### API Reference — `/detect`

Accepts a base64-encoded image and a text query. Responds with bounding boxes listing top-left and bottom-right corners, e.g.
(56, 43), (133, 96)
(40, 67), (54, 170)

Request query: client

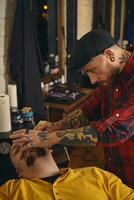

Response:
(0, 143), (134, 200)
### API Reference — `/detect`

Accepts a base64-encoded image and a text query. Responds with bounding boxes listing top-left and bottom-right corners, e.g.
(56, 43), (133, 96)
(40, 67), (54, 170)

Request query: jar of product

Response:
(11, 108), (23, 131)
(21, 107), (35, 130)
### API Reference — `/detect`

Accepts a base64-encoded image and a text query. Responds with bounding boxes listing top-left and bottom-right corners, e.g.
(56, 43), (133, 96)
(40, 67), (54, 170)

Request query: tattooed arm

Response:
(34, 109), (89, 132)
(55, 124), (98, 146)
(56, 109), (89, 130)
(10, 123), (98, 150)
(10, 110), (97, 149)
(36, 124), (98, 147)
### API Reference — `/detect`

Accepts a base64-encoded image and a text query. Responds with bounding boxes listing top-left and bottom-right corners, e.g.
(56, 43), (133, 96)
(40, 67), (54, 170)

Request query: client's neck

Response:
(23, 152), (60, 179)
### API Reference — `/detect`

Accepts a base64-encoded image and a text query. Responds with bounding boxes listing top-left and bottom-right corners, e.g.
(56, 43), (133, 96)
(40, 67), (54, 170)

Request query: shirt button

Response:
(109, 158), (112, 161)
(115, 88), (119, 92)
(115, 113), (120, 117)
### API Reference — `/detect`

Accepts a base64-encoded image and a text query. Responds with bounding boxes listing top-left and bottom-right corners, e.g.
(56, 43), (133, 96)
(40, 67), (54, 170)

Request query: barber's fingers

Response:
(20, 142), (35, 151)
(10, 129), (40, 144)
(10, 129), (31, 143)
(19, 133), (53, 151)
(15, 133), (47, 147)
(20, 140), (51, 151)
(11, 129), (26, 136)
(12, 135), (32, 144)
(34, 120), (47, 130)
(10, 144), (24, 167)
(10, 144), (20, 155)
(10, 129), (33, 140)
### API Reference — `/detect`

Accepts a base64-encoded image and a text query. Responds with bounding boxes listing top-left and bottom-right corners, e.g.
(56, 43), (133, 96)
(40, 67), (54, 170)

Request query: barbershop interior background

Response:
(0, 0), (134, 184)
(1, 0), (134, 95)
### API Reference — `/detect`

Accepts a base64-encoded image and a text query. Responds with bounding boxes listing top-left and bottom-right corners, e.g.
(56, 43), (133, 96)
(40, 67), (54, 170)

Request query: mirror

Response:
(36, 0), (61, 79)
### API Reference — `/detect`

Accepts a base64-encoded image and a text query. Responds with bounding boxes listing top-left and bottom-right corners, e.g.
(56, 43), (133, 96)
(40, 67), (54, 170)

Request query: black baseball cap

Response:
(68, 29), (116, 71)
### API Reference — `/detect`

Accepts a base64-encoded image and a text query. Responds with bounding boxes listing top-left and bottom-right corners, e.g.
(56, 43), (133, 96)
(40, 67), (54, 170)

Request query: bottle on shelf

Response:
(11, 108), (23, 131)
(21, 107), (35, 130)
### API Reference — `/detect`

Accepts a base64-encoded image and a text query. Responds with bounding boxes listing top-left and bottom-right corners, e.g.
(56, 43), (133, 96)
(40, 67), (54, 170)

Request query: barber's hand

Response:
(34, 120), (58, 132)
(10, 144), (24, 169)
(10, 129), (60, 151)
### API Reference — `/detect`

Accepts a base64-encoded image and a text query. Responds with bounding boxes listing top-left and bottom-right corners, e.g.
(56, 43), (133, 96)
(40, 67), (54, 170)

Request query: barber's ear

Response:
(103, 49), (115, 62)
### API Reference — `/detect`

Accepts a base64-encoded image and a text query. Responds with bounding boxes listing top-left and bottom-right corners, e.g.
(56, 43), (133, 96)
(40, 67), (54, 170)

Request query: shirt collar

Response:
(60, 168), (71, 175)
(120, 51), (134, 77)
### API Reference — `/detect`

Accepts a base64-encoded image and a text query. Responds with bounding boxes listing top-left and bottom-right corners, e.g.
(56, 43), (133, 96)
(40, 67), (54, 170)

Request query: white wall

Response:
(0, 0), (16, 94)
(77, 0), (93, 39)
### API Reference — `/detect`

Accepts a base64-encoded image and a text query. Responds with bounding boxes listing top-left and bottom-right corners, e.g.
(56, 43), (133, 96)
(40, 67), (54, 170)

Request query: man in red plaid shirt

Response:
(11, 29), (134, 188)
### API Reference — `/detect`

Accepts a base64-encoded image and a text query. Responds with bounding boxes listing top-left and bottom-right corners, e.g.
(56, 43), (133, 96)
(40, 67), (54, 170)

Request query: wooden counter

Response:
(43, 88), (94, 122)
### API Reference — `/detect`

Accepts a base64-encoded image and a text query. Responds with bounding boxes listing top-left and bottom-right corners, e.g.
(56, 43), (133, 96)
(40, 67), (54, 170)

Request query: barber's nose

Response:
(88, 73), (98, 85)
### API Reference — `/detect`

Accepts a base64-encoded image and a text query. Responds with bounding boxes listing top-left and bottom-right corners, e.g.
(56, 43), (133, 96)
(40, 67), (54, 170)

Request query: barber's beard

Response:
(109, 68), (120, 86)
(101, 68), (120, 87)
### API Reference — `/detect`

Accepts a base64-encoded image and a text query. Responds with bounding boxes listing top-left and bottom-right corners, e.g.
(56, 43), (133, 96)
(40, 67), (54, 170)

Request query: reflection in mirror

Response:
(36, 0), (59, 77)
(37, 0), (48, 68)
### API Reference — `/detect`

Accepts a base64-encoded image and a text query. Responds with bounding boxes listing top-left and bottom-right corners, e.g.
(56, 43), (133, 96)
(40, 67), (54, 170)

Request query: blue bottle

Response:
(21, 107), (35, 130)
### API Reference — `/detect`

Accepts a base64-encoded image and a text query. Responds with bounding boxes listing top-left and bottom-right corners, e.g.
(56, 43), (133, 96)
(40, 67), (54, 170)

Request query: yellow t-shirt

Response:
(0, 167), (134, 200)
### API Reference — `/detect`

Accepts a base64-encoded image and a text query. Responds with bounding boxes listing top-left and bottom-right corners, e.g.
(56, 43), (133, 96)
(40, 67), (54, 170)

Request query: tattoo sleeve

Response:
(55, 124), (98, 146)
(56, 109), (89, 130)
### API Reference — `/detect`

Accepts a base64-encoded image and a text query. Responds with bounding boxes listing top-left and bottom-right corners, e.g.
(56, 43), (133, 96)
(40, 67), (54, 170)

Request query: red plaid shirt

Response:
(82, 52), (134, 188)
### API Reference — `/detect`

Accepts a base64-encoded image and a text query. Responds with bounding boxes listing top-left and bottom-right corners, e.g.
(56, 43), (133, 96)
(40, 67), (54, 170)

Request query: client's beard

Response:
(26, 148), (46, 167)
